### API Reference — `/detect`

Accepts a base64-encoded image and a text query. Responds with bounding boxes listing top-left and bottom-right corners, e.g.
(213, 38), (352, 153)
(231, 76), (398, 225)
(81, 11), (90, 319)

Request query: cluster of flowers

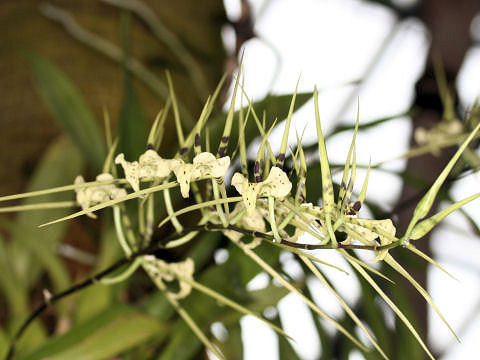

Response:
(75, 148), (292, 222)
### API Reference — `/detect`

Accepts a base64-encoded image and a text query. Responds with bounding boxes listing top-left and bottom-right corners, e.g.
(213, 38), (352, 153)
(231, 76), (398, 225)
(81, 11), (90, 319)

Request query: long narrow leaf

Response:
(410, 192), (480, 240)
(403, 122), (480, 239)
(302, 256), (388, 360)
(28, 52), (105, 170)
(343, 251), (434, 360)
(40, 182), (178, 227)
(233, 238), (368, 351)
(313, 88), (337, 246)
(384, 255), (459, 342)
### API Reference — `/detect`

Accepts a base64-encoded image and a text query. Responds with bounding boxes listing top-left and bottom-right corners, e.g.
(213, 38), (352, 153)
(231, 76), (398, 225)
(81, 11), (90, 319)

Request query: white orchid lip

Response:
(231, 167), (292, 215)
(74, 173), (127, 218)
(172, 152), (230, 198)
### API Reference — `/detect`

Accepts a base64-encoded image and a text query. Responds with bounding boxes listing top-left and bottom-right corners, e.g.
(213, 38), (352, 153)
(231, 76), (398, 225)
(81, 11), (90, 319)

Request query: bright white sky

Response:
(219, 0), (480, 359)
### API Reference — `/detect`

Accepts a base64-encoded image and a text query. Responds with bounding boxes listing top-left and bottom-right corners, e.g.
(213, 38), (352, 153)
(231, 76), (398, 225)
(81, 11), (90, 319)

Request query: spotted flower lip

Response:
(115, 150), (181, 192)
(231, 167), (292, 215)
(74, 173), (127, 218)
(172, 152), (230, 198)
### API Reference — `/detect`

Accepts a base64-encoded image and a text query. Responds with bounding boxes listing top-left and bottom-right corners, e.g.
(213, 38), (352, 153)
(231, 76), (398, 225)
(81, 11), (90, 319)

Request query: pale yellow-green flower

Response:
(414, 120), (463, 156)
(115, 150), (181, 192)
(231, 167), (292, 215)
(142, 256), (195, 299)
(74, 173), (127, 218)
(347, 219), (396, 262)
(172, 152), (230, 198)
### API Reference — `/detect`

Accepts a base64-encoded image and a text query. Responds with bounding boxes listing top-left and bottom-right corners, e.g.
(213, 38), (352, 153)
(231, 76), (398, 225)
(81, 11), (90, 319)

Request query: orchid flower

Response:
(172, 152), (230, 198)
(414, 120), (463, 156)
(231, 167), (292, 216)
(115, 149), (181, 192)
(347, 219), (396, 262)
(74, 173), (127, 218)
(142, 256), (195, 299)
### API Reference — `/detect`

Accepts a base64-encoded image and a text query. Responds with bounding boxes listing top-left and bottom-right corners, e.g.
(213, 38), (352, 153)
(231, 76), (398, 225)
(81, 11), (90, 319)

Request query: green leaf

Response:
(0, 327), (8, 360)
(220, 323), (243, 360)
(403, 121), (480, 240)
(28, 51), (105, 171)
(410, 192), (480, 240)
(158, 262), (246, 360)
(385, 255), (459, 342)
(19, 303), (169, 360)
(277, 79), (300, 167)
(345, 252), (434, 360)
(0, 239), (47, 355)
(302, 256), (388, 360)
(40, 181), (178, 228)
(0, 238), (28, 317)
(75, 221), (122, 323)
(387, 272), (425, 360)
(118, 14), (149, 159)
(327, 112), (410, 139)
(278, 338), (301, 360)
(183, 276), (291, 340)
(233, 239), (367, 351)
(247, 284), (290, 314)
(0, 137), (83, 354)
(118, 77), (149, 159)
(338, 104), (360, 211)
(9, 136), (83, 292)
(357, 271), (393, 357)
(314, 87), (336, 246)
(228, 241), (282, 288)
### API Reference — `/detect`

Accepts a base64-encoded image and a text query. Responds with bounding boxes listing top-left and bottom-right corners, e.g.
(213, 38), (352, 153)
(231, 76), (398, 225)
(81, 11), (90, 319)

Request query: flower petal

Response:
(74, 173), (126, 218)
(260, 167), (292, 198)
(115, 153), (140, 192)
(231, 173), (247, 195)
(192, 152), (231, 178)
(172, 161), (194, 198)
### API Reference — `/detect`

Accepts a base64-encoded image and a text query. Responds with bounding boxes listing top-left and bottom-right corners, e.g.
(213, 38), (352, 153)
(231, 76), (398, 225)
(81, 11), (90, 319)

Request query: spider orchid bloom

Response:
(74, 173), (127, 218)
(142, 256), (195, 300)
(172, 152), (230, 198)
(347, 219), (395, 262)
(414, 120), (463, 156)
(289, 203), (327, 240)
(231, 167), (292, 216)
(115, 150), (181, 192)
